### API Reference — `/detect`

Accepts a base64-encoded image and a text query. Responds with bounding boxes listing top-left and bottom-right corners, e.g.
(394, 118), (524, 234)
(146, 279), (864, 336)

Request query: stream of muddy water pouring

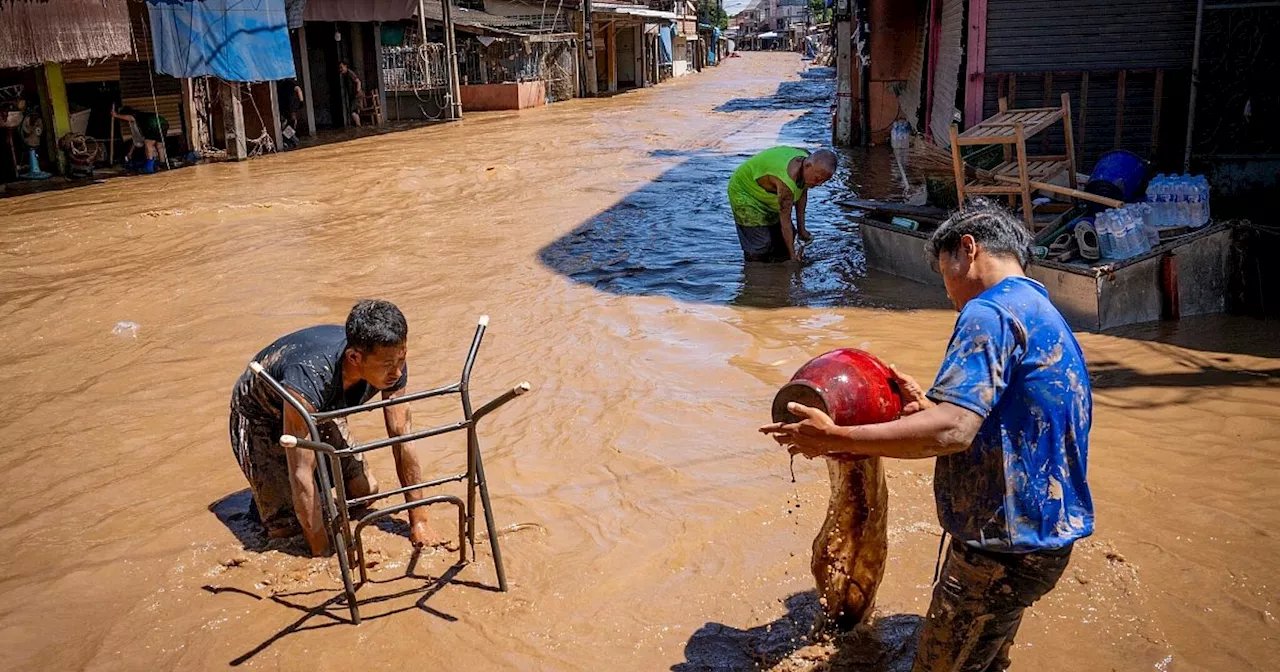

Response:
(0, 54), (1277, 671)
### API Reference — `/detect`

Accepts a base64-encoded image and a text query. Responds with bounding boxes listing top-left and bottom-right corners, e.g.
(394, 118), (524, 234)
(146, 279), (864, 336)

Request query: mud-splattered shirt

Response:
(231, 325), (407, 425)
(928, 276), (1093, 552)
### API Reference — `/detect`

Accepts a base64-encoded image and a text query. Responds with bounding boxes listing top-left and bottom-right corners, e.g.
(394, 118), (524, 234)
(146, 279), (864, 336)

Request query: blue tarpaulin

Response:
(146, 0), (295, 82)
(658, 26), (673, 64)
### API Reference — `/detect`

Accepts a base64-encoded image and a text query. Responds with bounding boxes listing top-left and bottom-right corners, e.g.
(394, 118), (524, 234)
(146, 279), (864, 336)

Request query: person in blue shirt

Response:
(762, 202), (1093, 671)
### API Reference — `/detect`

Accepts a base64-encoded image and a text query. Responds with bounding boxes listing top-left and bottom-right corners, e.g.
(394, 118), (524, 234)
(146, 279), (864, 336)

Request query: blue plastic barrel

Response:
(1085, 149), (1148, 205)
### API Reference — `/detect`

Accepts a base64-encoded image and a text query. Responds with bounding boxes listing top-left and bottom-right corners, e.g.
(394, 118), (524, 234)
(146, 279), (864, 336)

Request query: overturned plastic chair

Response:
(249, 315), (529, 624)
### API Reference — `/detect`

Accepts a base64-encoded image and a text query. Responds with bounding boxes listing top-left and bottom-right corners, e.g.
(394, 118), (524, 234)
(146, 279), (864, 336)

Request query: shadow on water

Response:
(538, 67), (945, 310)
(672, 591), (921, 671)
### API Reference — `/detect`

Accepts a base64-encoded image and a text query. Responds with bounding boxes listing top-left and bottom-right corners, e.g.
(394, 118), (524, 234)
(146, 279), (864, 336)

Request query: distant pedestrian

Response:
(338, 61), (363, 127)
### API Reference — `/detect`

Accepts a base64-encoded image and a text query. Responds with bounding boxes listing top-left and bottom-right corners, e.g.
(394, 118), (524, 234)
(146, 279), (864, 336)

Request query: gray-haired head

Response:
(801, 148), (838, 188)
(926, 200), (1034, 269)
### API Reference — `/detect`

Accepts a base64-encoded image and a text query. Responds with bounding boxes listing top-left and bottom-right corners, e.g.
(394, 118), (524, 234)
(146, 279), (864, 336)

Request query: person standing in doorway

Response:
(277, 77), (305, 148)
(337, 61), (363, 127)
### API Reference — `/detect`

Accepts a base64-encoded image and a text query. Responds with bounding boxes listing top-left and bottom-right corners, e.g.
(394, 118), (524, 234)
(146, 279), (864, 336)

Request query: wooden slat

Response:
(950, 124), (967, 204)
(1151, 69), (1164, 158)
(992, 159), (1069, 183)
(961, 107), (1063, 141)
(1114, 69), (1127, 147)
(1077, 72), (1088, 155)
(1027, 180), (1122, 209)
(1015, 122), (1033, 224)
(1042, 73), (1053, 153)
(1062, 92), (1078, 193)
(964, 185), (1022, 195)
(956, 134), (1019, 145)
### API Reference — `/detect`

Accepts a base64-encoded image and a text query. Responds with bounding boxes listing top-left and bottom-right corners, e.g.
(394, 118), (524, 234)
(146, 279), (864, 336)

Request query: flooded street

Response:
(1, 52), (1277, 670)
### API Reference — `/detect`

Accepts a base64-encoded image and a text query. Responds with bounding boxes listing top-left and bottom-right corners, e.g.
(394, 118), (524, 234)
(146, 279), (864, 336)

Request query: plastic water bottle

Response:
(1193, 175), (1210, 227)
(1139, 203), (1160, 248)
(1176, 175), (1193, 227)
(1094, 210), (1113, 259)
(1118, 206), (1135, 257)
(1149, 175), (1170, 227)
(1199, 175), (1211, 226)
(1125, 207), (1149, 255)
(1146, 173), (1165, 226)
(1115, 209), (1135, 258)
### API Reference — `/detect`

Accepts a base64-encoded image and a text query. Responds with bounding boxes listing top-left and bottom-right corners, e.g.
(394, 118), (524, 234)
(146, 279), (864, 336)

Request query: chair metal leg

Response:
(472, 436), (508, 592)
(318, 455), (361, 624)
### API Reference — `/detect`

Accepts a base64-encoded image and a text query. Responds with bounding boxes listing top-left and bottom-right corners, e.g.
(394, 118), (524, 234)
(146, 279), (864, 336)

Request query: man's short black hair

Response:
(926, 200), (1034, 268)
(345, 299), (407, 352)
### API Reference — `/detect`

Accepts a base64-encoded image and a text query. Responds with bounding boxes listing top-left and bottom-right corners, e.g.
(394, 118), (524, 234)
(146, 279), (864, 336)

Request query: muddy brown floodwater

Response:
(1, 53), (1277, 671)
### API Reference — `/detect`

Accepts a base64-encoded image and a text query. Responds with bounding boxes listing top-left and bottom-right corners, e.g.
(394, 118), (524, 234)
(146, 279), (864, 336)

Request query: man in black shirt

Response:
(337, 61), (363, 127)
(230, 300), (446, 555)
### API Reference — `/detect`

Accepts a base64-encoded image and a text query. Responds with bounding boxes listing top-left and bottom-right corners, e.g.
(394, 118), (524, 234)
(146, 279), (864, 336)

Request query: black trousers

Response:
(912, 539), (1073, 672)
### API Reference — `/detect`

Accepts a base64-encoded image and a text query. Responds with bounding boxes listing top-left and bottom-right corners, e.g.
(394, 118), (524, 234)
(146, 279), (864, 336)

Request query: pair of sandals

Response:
(1046, 221), (1101, 263)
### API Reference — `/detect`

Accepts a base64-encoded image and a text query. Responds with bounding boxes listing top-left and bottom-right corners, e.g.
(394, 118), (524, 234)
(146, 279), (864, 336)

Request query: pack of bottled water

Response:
(1144, 173), (1211, 228)
(1095, 203), (1159, 260)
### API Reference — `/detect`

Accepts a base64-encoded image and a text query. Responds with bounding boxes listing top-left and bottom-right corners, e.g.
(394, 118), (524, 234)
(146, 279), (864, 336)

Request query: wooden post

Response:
(1161, 252), (1180, 320)
(221, 80), (247, 161)
(351, 24), (365, 79)
(572, 33), (581, 97)
(1077, 71), (1088, 157)
(833, 13), (852, 145)
(1151, 69), (1164, 158)
(1015, 122), (1033, 225)
(37, 62), (71, 174)
(1042, 72), (1053, 152)
(374, 22), (388, 126)
(1061, 92), (1078, 194)
(949, 124), (966, 206)
(962, 0), (987, 128)
(268, 82), (283, 151)
(1114, 69), (1127, 148)
(635, 24), (645, 88)
(608, 22), (618, 92)
(181, 79), (200, 152)
(582, 0), (598, 96)
(441, 0), (464, 118)
(923, 0), (942, 141)
(999, 96), (1010, 163)
(297, 28), (316, 136)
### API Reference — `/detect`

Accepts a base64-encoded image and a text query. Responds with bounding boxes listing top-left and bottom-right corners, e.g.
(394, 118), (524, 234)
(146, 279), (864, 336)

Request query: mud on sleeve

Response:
(927, 299), (1024, 418)
(277, 361), (331, 411)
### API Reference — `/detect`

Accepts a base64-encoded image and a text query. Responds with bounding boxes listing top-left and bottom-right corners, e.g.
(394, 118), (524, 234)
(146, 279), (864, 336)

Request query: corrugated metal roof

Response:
(929, 0), (964, 145)
(985, 0), (1198, 73)
(899, 6), (926, 132)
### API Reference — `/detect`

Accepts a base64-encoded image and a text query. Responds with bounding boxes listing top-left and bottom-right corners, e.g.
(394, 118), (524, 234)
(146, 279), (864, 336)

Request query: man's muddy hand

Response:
(760, 402), (846, 458)
(409, 518), (459, 552)
(891, 366), (934, 415)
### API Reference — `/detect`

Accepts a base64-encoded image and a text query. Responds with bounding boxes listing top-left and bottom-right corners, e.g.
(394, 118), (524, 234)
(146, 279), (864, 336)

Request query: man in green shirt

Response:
(728, 146), (837, 262)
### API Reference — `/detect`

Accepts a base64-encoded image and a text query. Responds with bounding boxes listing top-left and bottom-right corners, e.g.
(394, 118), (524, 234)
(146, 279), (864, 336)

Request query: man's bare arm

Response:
(771, 177), (799, 260)
(761, 401), (983, 460)
(382, 388), (445, 548)
(796, 190), (808, 233)
(283, 396), (328, 556)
